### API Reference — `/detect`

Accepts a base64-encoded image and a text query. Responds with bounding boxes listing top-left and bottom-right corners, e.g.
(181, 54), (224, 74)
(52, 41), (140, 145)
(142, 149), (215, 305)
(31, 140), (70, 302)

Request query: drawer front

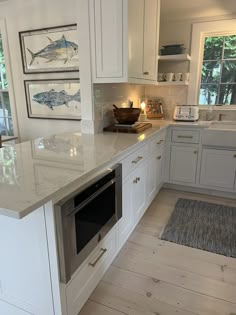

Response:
(66, 228), (116, 315)
(150, 130), (166, 154)
(121, 144), (147, 178)
(172, 129), (200, 144)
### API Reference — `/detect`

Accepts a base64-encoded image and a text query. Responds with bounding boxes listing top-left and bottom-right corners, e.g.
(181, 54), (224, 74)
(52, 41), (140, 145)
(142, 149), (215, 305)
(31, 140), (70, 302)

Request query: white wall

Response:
(0, 0), (82, 141)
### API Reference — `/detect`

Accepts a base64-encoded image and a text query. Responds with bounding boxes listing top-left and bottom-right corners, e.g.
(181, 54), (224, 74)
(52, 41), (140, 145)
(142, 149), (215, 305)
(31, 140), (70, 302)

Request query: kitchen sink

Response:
(203, 121), (236, 147)
(209, 121), (236, 131)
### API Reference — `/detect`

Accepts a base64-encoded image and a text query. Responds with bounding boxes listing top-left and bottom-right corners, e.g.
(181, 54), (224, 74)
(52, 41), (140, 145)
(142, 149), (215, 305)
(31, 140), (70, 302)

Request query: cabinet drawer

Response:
(172, 129), (200, 144)
(150, 130), (166, 154)
(66, 228), (116, 315)
(121, 144), (147, 178)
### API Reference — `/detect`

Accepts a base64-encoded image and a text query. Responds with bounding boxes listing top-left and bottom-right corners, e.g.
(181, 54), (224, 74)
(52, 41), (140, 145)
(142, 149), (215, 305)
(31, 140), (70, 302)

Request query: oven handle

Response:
(68, 178), (118, 217)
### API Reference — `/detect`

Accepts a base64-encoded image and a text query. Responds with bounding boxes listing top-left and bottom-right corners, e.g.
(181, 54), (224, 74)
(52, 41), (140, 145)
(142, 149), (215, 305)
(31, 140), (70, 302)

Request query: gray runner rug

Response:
(161, 198), (236, 258)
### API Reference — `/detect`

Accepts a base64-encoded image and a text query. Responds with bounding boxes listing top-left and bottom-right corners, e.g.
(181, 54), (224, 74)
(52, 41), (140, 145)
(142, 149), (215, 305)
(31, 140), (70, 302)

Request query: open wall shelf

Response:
(158, 54), (191, 61)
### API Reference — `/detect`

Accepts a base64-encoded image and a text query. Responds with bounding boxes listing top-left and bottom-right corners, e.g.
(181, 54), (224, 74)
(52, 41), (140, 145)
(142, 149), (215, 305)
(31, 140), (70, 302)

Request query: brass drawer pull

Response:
(177, 135), (193, 139)
(89, 248), (107, 268)
(143, 71), (149, 75)
(132, 156), (143, 164)
(133, 177), (140, 184)
(157, 156), (162, 160)
(156, 139), (164, 145)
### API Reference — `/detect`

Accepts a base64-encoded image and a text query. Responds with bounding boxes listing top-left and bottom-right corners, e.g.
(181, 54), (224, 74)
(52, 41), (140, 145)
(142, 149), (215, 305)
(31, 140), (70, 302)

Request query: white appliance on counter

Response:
(173, 105), (199, 122)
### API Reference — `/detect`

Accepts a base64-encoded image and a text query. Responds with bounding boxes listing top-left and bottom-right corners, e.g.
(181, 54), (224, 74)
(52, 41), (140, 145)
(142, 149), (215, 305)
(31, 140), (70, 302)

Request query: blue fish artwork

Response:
(27, 35), (78, 65)
(33, 89), (81, 110)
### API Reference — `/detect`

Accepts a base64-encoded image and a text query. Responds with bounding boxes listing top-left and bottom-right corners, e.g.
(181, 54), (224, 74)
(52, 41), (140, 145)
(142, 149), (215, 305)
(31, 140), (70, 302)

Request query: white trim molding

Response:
(0, 19), (19, 138)
(188, 19), (236, 106)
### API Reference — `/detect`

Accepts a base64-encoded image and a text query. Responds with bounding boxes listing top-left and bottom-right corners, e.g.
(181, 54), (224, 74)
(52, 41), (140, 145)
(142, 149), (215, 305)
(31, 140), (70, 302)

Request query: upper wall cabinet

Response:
(88, 0), (160, 84)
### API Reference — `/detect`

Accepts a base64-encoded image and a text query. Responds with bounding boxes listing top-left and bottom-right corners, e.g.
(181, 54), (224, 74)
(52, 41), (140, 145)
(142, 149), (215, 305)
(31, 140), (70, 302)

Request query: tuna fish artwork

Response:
(27, 35), (78, 65)
(33, 89), (81, 110)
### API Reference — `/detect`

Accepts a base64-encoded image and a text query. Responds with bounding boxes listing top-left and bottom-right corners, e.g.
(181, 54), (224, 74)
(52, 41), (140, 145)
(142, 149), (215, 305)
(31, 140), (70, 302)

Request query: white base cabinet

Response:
(200, 148), (236, 190)
(0, 207), (55, 315)
(147, 147), (164, 204)
(170, 145), (198, 184)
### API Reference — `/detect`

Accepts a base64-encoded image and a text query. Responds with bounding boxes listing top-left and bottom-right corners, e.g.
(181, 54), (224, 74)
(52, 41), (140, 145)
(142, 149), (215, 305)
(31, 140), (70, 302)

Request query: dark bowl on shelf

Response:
(113, 108), (141, 124)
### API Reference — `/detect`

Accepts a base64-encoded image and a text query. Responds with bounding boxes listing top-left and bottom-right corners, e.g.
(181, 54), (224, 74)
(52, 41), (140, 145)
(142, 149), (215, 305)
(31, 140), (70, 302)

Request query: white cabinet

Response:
(89, 0), (160, 83)
(0, 207), (54, 315)
(118, 161), (147, 248)
(170, 145), (198, 184)
(133, 161), (147, 223)
(147, 147), (164, 204)
(66, 228), (117, 315)
(118, 176), (134, 248)
(0, 301), (30, 315)
(89, 0), (126, 80)
(200, 148), (236, 190)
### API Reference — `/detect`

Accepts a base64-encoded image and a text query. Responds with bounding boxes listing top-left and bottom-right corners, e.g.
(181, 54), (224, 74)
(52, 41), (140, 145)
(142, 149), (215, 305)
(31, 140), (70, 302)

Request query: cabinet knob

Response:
(234, 155), (236, 158)
(194, 151), (198, 154)
(143, 71), (149, 75)
(157, 156), (162, 160)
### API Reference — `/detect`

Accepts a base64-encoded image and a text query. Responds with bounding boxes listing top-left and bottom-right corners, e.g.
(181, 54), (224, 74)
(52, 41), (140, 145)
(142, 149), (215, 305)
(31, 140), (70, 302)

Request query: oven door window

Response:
(74, 182), (116, 254)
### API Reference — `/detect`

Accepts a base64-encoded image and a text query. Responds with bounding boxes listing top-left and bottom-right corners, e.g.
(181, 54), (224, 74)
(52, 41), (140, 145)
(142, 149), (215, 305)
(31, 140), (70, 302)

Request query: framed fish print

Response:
(19, 24), (79, 73)
(24, 79), (81, 120)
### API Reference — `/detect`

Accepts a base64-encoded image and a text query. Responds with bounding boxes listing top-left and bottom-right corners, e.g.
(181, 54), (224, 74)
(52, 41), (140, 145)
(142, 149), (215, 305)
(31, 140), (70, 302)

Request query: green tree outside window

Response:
(199, 35), (236, 105)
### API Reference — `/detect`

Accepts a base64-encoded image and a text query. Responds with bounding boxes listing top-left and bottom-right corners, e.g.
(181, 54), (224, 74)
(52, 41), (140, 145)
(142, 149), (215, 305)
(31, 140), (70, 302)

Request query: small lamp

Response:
(139, 101), (147, 121)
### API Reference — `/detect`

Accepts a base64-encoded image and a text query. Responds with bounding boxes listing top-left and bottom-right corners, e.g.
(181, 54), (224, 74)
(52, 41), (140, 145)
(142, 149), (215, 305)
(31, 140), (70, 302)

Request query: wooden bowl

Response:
(113, 108), (141, 124)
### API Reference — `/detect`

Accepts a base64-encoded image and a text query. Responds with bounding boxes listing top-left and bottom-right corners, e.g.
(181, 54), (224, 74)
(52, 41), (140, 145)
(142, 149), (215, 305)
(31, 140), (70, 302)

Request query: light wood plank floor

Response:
(80, 188), (236, 315)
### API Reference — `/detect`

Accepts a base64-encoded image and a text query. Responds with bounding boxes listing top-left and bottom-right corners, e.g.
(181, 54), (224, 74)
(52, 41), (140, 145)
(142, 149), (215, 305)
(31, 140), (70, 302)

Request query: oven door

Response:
(55, 164), (122, 284)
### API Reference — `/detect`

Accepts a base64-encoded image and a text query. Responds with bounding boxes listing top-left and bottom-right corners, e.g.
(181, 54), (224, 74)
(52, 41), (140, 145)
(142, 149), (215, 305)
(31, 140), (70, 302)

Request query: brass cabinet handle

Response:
(177, 135), (193, 139)
(156, 140), (164, 145)
(133, 177), (140, 184)
(157, 156), (162, 160)
(89, 248), (107, 268)
(132, 156), (143, 164)
(143, 71), (149, 75)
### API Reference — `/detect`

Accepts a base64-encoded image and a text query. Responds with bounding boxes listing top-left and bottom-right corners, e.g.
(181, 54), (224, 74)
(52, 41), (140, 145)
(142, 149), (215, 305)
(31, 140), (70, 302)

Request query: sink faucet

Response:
(218, 113), (226, 121)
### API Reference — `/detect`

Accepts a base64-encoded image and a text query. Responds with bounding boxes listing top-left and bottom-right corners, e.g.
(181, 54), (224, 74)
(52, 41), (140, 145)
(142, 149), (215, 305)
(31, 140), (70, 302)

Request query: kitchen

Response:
(0, 0), (236, 315)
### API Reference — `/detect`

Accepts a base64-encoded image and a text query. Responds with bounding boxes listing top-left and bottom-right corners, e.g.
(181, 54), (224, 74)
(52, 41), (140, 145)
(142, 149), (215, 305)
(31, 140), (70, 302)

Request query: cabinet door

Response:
(133, 162), (147, 223)
(170, 146), (198, 184)
(143, 0), (160, 80)
(0, 301), (29, 315)
(118, 177), (134, 249)
(91, 0), (125, 80)
(128, 0), (145, 79)
(147, 148), (163, 204)
(200, 149), (236, 190)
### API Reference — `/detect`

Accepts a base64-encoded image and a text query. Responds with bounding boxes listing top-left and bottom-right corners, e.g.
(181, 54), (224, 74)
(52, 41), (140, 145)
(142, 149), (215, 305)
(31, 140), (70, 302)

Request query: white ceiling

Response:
(161, 0), (236, 21)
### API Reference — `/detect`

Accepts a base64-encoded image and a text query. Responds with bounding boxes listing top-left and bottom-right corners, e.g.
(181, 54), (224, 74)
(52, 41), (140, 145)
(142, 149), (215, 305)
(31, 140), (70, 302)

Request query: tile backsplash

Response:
(93, 83), (236, 129)
(93, 84), (145, 127)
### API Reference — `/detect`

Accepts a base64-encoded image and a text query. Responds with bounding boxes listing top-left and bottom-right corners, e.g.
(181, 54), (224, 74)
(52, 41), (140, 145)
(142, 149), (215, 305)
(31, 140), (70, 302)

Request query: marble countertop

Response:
(0, 120), (211, 219)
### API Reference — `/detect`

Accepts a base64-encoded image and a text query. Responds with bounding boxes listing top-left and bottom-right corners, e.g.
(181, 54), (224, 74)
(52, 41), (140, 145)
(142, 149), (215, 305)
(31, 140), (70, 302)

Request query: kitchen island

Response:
(1, 120), (235, 315)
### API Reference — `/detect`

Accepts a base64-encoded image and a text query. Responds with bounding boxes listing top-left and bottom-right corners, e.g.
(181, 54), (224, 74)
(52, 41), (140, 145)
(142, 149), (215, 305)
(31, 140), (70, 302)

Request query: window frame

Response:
(188, 19), (236, 108)
(0, 19), (18, 136)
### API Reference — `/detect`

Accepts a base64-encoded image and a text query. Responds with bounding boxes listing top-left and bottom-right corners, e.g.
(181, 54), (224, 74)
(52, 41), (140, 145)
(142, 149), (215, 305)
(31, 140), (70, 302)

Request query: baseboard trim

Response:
(163, 183), (236, 201)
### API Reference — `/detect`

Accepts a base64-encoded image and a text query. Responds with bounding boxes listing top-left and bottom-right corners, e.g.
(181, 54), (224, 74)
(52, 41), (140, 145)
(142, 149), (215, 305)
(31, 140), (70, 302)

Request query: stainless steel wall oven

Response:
(55, 164), (122, 284)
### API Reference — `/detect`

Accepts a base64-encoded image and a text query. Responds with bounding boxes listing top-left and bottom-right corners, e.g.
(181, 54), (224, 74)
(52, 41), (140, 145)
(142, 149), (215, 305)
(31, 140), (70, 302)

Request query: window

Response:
(188, 19), (236, 106)
(199, 35), (236, 105)
(0, 33), (13, 135)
